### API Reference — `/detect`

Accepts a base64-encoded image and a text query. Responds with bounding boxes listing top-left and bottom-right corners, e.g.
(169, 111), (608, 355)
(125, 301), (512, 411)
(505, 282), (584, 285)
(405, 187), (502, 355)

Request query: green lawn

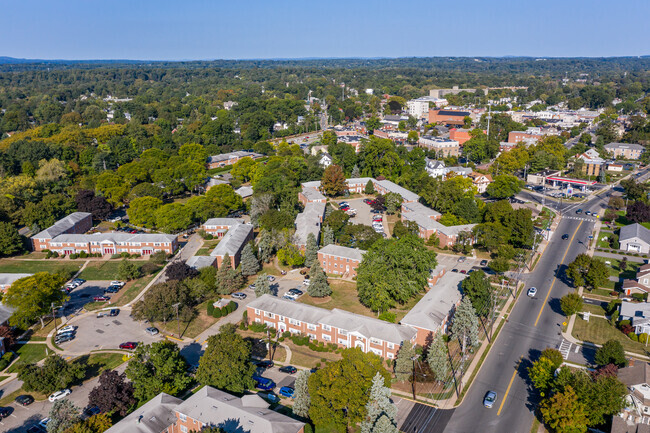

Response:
(601, 258), (641, 278)
(75, 352), (126, 382)
(7, 343), (49, 372)
(582, 304), (606, 316)
(115, 274), (156, 306)
(79, 261), (124, 280)
(0, 259), (81, 276)
(573, 316), (648, 355)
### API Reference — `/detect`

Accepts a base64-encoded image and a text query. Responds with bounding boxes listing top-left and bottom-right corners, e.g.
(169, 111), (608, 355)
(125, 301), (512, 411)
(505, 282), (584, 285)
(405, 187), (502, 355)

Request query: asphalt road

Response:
(441, 191), (611, 433)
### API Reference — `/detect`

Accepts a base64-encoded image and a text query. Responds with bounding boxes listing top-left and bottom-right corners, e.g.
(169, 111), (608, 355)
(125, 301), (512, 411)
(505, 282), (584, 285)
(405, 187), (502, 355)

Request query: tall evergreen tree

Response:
(426, 332), (449, 383)
(394, 341), (415, 382)
(305, 233), (318, 267)
(360, 372), (398, 433)
(323, 226), (335, 246)
(293, 370), (311, 418)
(257, 230), (275, 263)
(254, 274), (272, 297)
(365, 180), (375, 194)
(308, 261), (331, 297)
(351, 164), (361, 178)
(452, 297), (479, 356)
(240, 243), (260, 276)
(217, 253), (244, 295)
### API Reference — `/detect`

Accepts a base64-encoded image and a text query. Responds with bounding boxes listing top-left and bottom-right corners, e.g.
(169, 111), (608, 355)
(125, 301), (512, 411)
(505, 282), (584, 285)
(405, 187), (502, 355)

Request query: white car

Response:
(303, 280), (310, 286)
(284, 292), (299, 300)
(48, 389), (71, 402)
(57, 325), (77, 335)
(232, 292), (247, 300)
(527, 287), (537, 297)
(267, 275), (275, 282)
(110, 281), (126, 287)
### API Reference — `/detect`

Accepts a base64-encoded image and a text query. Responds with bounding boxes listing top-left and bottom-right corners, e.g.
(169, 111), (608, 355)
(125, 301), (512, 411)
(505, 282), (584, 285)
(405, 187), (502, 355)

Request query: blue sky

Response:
(1, 0), (648, 60)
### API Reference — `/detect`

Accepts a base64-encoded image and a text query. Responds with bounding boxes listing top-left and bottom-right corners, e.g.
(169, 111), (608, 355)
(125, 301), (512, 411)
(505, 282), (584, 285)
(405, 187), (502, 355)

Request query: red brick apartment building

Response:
(401, 202), (475, 247)
(203, 221), (254, 269)
(428, 109), (470, 126)
(105, 386), (304, 433)
(507, 130), (543, 144)
(201, 218), (245, 237)
(449, 128), (474, 145)
(206, 151), (263, 169)
(317, 244), (366, 278)
(248, 295), (417, 359)
(32, 212), (93, 251)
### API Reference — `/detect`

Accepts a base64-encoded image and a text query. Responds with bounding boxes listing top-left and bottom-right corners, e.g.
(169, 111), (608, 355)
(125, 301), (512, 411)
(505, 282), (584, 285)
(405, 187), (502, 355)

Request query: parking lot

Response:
(335, 198), (388, 236)
(61, 280), (118, 316)
(436, 253), (485, 273)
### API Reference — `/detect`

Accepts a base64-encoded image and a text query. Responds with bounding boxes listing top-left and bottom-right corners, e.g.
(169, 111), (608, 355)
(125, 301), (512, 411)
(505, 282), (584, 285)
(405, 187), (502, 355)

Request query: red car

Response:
(373, 216), (383, 222)
(93, 295), (110, 302)
(119, 342), (137, 350)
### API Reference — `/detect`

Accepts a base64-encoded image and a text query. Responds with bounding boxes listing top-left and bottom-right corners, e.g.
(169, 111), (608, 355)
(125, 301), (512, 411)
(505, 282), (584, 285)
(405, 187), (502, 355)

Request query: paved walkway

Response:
(593, 251), (647, 263)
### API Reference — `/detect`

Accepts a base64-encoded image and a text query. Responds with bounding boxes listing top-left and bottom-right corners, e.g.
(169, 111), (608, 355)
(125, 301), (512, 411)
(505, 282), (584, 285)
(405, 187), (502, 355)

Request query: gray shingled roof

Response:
(235, 186), (254, 198)
(207, 151), (263, 164)
(203, 218), (243, 228)
(294, 202), (325, 247)
(205, 178), (229, 188)
(0, 303), (15, 325)
(186, 256), (216, 270)
(105, 393), (182, 433)
(175, 386), (304, 433)
(605, 142), (644, 151)
(321, 308), (417, 345)
(318, 244), (366, 262)
(51, 232), (177, 244)
(620, 223), (650, 245)
(0, 273), (33, 287)
(211, 224), (253, 258)
(400, 271), (465, 332)
(375, 179), (420, 202)
(301, 186), (326, 202)
(33, 212), (92, 240)
(248, 295), (331, 326)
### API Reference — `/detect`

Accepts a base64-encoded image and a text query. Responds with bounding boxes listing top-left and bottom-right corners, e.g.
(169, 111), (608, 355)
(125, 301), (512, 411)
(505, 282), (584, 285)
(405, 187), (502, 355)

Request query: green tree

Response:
(118, 259), (142, 281)
(240, 243), (260, 276)
(384, 192), (402, 215)
(4, 272), (68, 328)
(461, 270), (493, 317)
(351, 165), (361, 178)
(366, 117), (381, 132)
(528, 356), (556, 395)
(196, 325), (256, 393)
(293, 370), (311, 418)
(360, 372), (398, 433)
(305, 232), (318, 267)
(308, 261), (331, 297)
(539, 386), (589, 433)
(394, 341), (415, 382)
(585, 259), (609, 290)
(426, 332), (449, 383)
(18, 354), (84, 394)
(566, 254), (592, 287)
(254, 273), (272, 297)
(257, 229), (275, 263)
(127, 196), (163, 228)
(308, 349), (390, 432)
(486, 175), (523, 199)
(365, 180), (375, 194)
(0, 221), (23, 257)
(154, 203), (192, 233)
(125, 341), (191, 402)
(277, 244), (305, 267)
(47, 399), (80, 433)
(216, 254), (244, 294)
(321, 164), (347, 196)
(560, 293), (583, 317)
(452, 297), (479, 355)
(541, 348), (564, 369)
(323, 226), (335, 246)
(594, 339), (627, 367)
(585, 375), (627, 426)
(66, 414), (113, 433)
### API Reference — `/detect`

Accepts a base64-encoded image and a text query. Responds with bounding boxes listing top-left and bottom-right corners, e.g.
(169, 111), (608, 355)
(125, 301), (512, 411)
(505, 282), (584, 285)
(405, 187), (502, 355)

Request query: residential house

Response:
(105, 387), (304, 433)
(425, 158), (447, 178)
(247, 294), (416, 359)
(620, 224), (650, 254)
(615, 361), (650, 431)
(468, 172), (493, 194)
(446, 166), (473, 177)
(619, 302), (650, 334)
(605, 142), (645, 160)
(210, 223), (254, 269)
(317, 244), (366, 278)
(204, 177), (229, 191)
(294, 202), (326, 250)
(418, 136), (460, 157)
(235, 186), (253, 199)
(400, 268), (466, 346)
(0, 273), (33, 292)
(319, 152), (333, 167)
(428, 109), (470, 126)
(622, 263), (650, 296)
(32, 212), (93, 251)
(206, 151), (263, 169)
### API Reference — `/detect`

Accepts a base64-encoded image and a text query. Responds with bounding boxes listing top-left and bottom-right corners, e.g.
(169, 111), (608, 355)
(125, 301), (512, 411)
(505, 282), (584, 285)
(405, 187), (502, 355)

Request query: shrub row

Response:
(207, 300), (237, 318)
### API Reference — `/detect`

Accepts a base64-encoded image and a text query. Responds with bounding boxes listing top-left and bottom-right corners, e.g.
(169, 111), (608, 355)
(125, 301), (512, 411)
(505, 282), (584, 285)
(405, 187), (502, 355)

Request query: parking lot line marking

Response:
(534, 220), (583, 327)
(497, 357), (522, 416)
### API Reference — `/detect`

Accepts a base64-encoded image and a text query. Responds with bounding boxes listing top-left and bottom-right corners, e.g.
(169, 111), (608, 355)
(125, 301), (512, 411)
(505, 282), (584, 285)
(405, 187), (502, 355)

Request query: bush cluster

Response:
(0, 352), (14, 371)
(207, 300), (237, 318)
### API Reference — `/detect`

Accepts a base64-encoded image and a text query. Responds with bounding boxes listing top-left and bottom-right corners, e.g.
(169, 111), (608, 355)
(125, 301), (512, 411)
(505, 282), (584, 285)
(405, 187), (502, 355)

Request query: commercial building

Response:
(206, 151), (263, 169)
(248, 295), (416, 359)
(407, 96), (448, 119)
(429, 87), (479, 99)
(0, 273), (33, 291)
(32, 212), (93, 251)
(428, 109), (470, 127)
(605, 142), (645, 160)
(418, 136), (460, 157)
(210, 223), (254, 268)
(317, 244), (366, 278)
(574, 148), (605, 176)
(508, 130), (544, 144)
(105, 386), (304, 433)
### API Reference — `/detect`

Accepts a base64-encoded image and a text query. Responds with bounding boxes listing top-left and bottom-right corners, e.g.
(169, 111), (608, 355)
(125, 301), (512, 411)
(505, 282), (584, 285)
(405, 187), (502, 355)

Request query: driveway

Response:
(57, 311), (163, 354)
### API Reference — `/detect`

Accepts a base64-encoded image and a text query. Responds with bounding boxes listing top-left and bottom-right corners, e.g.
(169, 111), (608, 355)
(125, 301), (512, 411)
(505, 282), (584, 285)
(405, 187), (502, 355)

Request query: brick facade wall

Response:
(317, 251), (362, 278)
(32, 214), (93, 251)
(42, 238), (178, 256)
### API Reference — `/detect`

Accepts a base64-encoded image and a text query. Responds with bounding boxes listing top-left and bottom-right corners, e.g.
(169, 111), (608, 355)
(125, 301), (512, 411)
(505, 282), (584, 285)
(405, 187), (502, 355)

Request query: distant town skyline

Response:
(1, 0), (648, 60)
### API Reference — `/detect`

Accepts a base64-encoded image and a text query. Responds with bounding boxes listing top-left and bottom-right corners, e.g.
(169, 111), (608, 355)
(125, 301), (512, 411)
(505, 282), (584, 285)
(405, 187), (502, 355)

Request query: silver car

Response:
(483, 391), (497, 408)
(145, 327), (159, 336)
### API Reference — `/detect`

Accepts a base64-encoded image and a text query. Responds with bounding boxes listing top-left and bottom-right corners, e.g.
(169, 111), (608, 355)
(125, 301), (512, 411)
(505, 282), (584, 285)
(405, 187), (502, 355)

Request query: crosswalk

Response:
(562, 216), (597, 222)
(558, 339), (572, 359)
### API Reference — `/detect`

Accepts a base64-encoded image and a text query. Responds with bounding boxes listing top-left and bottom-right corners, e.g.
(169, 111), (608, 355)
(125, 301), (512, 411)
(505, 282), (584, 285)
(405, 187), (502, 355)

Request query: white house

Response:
(425, 158), (447, 178)
(620, 224), (650, 254)
(319, 153), (333, 168)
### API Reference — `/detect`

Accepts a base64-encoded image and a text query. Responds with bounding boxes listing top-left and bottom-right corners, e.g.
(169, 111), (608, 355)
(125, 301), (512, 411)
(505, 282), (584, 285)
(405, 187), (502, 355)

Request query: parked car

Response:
(109, 281), (125, 287)
(248, 284), (256, 290)
(252, 375), (276, 391)
(576, 209), (582, 214)
(372, 215), (383, 222)
(283, 295), (296, 301)
(483, 391), (497, 408)
(458, 256), (467, 262)
(73, 278), (85, 284)
(480, 260), (488, 266)
(451, 269), (459, 273)
(119, 342), (138, 350)
(80, 406), (101, 420)
(0, 407), (12, 419)
(260, 392), (280, 403)
(48, 389), (71, 402)
(93, 295), (110, 302)
(338, 202), (349, 207)
(97, 312), (107, 318)
(55, 334), (75, 344)
(460, 270), (467, 274)
(562, 234), (569, 240)
(288, 288), (303, 296)
(527, 287), (537, 297)
(232, 292), (247, 300)
(57, 325), (76, 335)
(279, 386), (295, 398)
(363, 198), (372, 204)
(27, 426), (46, 433)
(267, 275), (275, 282)
(256, 360), (274, 369)
(109, 309), (120, 317)
(279, 365), (297, 374)
(38, 418), (50, 428)
(145, 327), (159, 336)
(15, 394), (34, 406)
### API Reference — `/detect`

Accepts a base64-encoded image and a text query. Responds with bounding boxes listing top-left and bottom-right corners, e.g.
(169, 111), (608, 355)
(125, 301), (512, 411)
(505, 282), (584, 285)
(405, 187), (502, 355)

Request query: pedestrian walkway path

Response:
(562, 216), (598, 223)
(593, 251), (646, 263)
(559, 339), (572, 359)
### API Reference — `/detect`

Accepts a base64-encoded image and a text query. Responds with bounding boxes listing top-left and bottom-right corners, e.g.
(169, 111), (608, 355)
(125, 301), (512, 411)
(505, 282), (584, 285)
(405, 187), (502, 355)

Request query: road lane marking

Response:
(534, 220), (583, 327)
(497, 357), (522, 416)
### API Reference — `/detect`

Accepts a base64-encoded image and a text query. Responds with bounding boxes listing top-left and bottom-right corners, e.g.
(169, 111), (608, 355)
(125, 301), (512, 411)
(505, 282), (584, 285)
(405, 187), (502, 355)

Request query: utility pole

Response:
(51, 303), (59, 334)
(172, 303), (181, 338)
(411, 354), (420, 400)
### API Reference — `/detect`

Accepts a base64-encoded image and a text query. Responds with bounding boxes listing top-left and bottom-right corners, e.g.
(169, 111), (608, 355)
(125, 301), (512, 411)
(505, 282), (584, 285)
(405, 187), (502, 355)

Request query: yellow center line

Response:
(497, 357), (522, 416)
(534, 220), (583, 327)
